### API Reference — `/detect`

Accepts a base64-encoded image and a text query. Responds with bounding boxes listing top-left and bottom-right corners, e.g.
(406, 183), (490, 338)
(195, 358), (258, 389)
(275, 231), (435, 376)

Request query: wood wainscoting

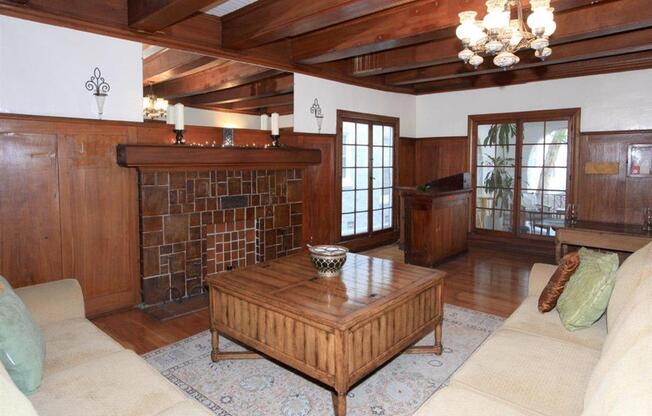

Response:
(0, 114), (337, 316)
(576, 130), (652, 224)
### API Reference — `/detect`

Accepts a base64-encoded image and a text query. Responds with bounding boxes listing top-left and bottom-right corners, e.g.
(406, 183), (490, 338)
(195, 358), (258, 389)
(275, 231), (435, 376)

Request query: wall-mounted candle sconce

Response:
(85, 67), (110, 120)
(310, 98), (324, 133)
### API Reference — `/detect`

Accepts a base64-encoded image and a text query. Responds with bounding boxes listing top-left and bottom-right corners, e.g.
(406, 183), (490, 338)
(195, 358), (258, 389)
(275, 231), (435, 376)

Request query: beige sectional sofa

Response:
(0, 279), (212, 416)
(416, 242), (652, 416)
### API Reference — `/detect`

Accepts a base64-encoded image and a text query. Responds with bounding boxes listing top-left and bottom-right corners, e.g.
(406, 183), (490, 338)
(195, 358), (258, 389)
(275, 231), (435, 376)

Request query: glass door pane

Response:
(475, 123), (516, 232)
(519, 120), (569, 237)
(372, 125), (393, 232)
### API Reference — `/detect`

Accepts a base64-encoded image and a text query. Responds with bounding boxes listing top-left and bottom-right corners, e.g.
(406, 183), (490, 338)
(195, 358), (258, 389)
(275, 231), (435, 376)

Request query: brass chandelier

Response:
(456, 0), (556, 69)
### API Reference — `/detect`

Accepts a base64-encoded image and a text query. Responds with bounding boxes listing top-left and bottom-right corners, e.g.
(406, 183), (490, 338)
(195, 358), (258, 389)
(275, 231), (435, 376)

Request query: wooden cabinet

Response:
(400, 189), (471, 267)
(0, 116), (140, 316)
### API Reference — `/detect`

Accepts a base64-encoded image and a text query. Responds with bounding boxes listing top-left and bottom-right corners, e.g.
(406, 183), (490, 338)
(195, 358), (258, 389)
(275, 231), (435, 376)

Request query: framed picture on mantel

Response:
(627, 144), (652, 177)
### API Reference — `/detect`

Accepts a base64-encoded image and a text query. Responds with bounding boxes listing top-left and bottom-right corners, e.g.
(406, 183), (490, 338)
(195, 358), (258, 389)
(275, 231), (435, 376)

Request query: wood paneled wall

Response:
(576, 130), (652, 225)
(0, 114), (336, 316)
(399, 137), (469, 186)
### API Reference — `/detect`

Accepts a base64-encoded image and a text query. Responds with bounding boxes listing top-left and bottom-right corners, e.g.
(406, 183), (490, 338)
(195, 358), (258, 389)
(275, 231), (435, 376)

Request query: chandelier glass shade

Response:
(143, 84), (169, 120)
(456, 0), (555, 69)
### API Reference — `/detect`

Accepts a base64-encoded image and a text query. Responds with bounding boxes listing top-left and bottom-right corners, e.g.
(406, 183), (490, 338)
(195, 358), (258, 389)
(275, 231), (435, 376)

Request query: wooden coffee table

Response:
(207, 252), (444, 416)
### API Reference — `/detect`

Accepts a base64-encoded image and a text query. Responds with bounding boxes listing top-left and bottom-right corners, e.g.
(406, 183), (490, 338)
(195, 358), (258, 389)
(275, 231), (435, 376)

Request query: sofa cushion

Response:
(582, 332), (652, 416)
(450, 328), (600, 416)
(30, 350), (189, 416)
(557, 248), (618, 331)
(0, 362), (39, 416)
(41, 318), (124, 375)
(539, 252), (580, 312)
(607, 242), (652, 329)
(502, 295), (606, 351)
(414, 384), (533, 416)
(584, 274), (652, 405)
(0, 275), (45, 394)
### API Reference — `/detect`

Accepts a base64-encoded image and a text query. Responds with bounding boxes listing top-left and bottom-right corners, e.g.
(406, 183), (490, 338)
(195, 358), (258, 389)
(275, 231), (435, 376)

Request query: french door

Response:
(337, 111), (398, 241)
(471, 109), (579, 239)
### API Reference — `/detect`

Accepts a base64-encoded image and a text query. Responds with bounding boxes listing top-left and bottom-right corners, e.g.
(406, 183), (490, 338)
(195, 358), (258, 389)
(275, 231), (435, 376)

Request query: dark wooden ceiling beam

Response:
(221, 0), (416, 49)
(143, 48), (224, 84)
(153, 62), (283, 99)
(219, 93), (294, 111)
(185, 74), (294, 106)
(387, 27), (652, 85)
(413, 50), (652, 94)
(291, 0), (599, 64)
(128, 0), (226, 32)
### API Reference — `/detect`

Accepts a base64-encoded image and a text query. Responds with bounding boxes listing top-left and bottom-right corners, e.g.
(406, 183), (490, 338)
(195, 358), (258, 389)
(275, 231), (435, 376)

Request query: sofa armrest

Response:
(14, 279), (85, 326)
(528, 263), (558, 297)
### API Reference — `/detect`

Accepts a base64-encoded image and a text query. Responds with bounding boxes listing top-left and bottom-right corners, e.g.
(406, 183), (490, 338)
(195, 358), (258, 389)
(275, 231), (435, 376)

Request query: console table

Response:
(554, 221), (652, 263)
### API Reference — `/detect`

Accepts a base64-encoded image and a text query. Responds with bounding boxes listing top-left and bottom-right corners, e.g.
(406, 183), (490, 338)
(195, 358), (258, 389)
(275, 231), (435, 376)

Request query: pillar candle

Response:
(166, 105), (175, 125)
(260, 114), (270, 131)
(271, 112), (279, 136)
(174, 103), (184, 130)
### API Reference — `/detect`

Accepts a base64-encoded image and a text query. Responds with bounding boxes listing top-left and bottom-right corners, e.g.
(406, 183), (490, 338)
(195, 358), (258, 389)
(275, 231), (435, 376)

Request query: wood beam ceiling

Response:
(143, 48), (225, 84)
(290, 0), (597, 64)
(152, 62), (283, 99)
(218, 94), (294, 111)
(387, 27), (652, 86)
(413, 50), (652, 93)
(2, 0), (652, 97)
(128, 0), (226, 32)
(221, 0), (416, 49)
(347, 0), (652, 77)
(184, 74), (294, 106)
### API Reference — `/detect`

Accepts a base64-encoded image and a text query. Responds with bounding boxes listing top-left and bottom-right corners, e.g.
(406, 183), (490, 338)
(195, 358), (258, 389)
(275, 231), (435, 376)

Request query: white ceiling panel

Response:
(206, 0), (258, 17)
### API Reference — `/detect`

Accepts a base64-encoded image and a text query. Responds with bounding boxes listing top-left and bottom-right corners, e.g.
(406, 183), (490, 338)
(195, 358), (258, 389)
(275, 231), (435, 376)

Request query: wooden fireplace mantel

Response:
(116, 144), (322, 169)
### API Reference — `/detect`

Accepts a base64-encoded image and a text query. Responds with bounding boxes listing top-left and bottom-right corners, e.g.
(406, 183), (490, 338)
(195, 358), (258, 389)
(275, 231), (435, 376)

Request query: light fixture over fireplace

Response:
(456, 0), (556, 69)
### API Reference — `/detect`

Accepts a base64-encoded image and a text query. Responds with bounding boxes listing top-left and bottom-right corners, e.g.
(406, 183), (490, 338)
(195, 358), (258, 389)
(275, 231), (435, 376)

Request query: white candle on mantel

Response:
(174, 103), (185, 130)
(271, 112), (280, 136)
(260, 114), (270, 131)
(166, 105), (175, 125)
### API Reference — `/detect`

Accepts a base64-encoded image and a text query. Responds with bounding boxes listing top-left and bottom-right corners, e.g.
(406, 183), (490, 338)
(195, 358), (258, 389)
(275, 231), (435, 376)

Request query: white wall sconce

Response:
(85, 67), (110, 120)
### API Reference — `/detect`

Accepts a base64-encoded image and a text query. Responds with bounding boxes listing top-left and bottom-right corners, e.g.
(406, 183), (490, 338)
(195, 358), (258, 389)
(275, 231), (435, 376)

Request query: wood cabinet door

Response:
(0, 132), (63, 287)
(58, 130), (140, 315)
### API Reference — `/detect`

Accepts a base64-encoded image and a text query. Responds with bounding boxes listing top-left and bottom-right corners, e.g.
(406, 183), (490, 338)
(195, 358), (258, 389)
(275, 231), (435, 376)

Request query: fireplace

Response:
(139, 168), (304, 307)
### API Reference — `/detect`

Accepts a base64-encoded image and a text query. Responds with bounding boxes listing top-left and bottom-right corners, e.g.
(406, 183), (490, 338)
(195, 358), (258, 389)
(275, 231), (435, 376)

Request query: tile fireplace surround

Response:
(139, 169), (304, 306)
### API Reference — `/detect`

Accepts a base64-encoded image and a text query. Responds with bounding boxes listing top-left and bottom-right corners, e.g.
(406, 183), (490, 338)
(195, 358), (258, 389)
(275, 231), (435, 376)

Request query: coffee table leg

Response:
(332, 391), (347, 416)
(211, 327), (220, 362)
(434, 317), (443, 355)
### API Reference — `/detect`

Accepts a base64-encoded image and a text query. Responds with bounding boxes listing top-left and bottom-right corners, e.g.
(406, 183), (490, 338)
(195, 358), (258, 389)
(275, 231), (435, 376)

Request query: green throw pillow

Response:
(0, 275), (45, 394)
(557, 248), (619, 331)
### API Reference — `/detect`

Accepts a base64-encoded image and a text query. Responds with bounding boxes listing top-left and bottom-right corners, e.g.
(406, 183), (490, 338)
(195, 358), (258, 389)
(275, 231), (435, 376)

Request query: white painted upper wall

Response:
(185, 107), (293, 130)
(415, 68), (652, 137)
(293, 74), (416, 137)
(0, 16), (143, 122)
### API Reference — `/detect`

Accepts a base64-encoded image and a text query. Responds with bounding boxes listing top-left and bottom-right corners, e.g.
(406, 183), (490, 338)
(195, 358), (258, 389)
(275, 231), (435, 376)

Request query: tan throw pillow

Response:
(538, 252), (580, 313)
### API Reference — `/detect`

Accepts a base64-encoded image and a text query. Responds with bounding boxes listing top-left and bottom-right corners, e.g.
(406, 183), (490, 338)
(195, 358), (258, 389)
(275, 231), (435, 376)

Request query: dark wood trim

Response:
(468, 232), (555, 257)
(468, 108), (581, 241)
(116, 144), (322, 169)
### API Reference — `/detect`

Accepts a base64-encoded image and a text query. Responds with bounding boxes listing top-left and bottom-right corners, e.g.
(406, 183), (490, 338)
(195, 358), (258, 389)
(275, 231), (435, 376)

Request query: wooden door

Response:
(58, 129), (140, 315)
(0, 132), (63, 286)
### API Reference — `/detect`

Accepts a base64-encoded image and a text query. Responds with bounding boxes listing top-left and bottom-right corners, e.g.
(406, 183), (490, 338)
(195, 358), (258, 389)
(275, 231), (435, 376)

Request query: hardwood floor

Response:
(92, 245), (554, 354)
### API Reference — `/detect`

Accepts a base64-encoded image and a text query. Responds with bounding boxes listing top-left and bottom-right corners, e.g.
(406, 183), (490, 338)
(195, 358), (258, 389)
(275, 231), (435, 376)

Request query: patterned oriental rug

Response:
(144, 304), (503, 416)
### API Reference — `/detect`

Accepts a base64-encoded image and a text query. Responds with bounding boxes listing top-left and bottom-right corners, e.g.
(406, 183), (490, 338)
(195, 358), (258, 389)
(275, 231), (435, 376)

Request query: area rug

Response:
(144, 304), (503, 416)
